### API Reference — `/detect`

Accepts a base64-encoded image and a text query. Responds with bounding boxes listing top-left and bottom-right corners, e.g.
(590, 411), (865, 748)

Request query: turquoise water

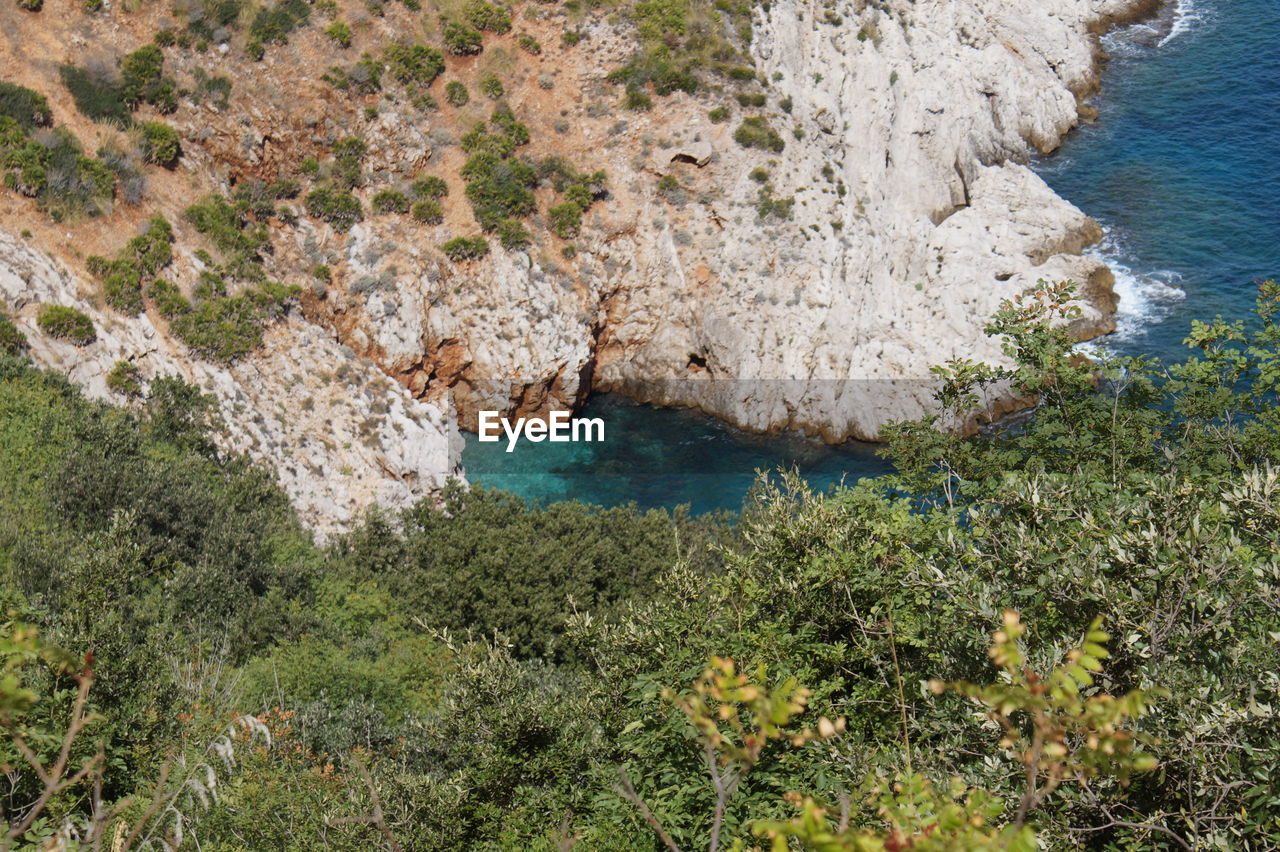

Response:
(465, 0), (1278, 512)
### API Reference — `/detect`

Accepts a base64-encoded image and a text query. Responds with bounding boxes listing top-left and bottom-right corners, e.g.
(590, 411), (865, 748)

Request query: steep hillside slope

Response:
(0, 0), (1155, 526)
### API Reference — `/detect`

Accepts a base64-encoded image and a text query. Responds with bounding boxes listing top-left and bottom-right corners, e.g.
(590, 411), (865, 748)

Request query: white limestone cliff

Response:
(0, 230), (462, 538)
(317, 0), (1147, 441)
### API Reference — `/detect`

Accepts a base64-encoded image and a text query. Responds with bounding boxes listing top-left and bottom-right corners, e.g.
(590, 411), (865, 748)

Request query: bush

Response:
(0, 313), (27, 355)
(371, 189), (410, 214)
(461, 151), (537, 230)
(442, 21), (483, 55)
(384, 43), (445, 87)
(2, 129), (116, 219)
(36, 305), (95, 345)
(517, 34), (541, 55)
(249, 0), (311, 47)
(147, 279), (190, 319)
(733, 116), (785, 152)
(708, 105), (730, 123)
(463, 0), (511, 33)
(120, 45), (177, 113)
(623, 84), (652, 111)
(547, 201), (582, 239)
(59, 65), (130, 126)
(106, 360), (143, 398)
(412, 174), (448, 198)
(410, 199), (443, 224)
(304, 187), (363, 232)
(191, 68), (233, 109)
(170, 295), (264, 362)
(479, 74), (503, 100)
(16, 0), (42, 10)
(735, 92), (765, 107)
(330, 136), (366, 189)
(324, 20), (352, 47)
(0, 81), (52, 130)
(444, 81), (469, 107)
(139, 121), (181, 168)
(495, 218), (529, 249)
(440, 236), (489, 261)
(86, 216), (174, 314)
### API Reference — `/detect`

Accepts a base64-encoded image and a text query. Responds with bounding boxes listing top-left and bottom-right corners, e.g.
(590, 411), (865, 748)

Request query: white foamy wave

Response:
(1097, 251), (1186, 344)
(1159, 0), (1210, 47)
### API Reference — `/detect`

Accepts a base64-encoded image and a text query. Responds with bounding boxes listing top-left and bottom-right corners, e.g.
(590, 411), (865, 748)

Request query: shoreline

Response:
(591, 0), (1177, 447)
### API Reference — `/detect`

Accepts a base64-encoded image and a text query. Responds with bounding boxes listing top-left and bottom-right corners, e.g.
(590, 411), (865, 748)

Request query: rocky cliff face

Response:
(0, 0), (1151, 531)
(0, 230), (462, 537)
(303, 0), (1142, 441)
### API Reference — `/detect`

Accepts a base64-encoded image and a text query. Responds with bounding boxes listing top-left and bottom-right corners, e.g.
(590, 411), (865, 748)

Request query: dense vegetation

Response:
(2, 280), (1277, 849)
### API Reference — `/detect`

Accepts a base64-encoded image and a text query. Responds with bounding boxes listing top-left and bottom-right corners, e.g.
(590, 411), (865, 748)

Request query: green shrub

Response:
(755, 185), (793, 219)
(440, 235), (489, 261)
(106, 360), (143, 398)
(324, 20), (352, 47)
(139, 121), (181, 167)
(444, 81), (469, 107)
(87, 216), (174, 315)
(561, 29), (584, 46)
(461, 152), (537, 230)
(442, 21), (483, 55)
(371, 189), (410, 214)
(304, 187), (363, 232)
(120, 45), (177, 113)
(184, 195), (268, 274)
(708, 105), (730, 123)
(36, 305), (95, 345)
(384, 43), (445, 87)
(607, 54), (698, 96)
(331, 136), (367, 189)
(779, 95), (793, 114)
(517, 34), (541, 55)
(495, 218), (529, 249)
(547, 201), (582, 239)
(463, 0), (511, 33)
(2, 128), (116, 219)
(171, 295), (265, 362)
(411, 199), (443, 224)
(412, 91), (439, 112)
(733, 116), (784, 152)
(59, 65), (130, 125)
(249, 0), (311, 47)
(735, 92), (765, 107)
(480, 74), (504, 100)
(191, 68), (233, 109)
(623, 84), (652, 111)
(412, 174), (448, 198)
(749, 166), (769, 183)
(0, 313), (27, 355)
(146, 279), (190, 319)
(0, 81), (52, 130)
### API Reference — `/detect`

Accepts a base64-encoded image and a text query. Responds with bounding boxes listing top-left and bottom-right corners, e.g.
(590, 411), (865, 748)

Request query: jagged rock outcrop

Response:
(304, 0), (1146, 441)
(0, 230), (462, 537)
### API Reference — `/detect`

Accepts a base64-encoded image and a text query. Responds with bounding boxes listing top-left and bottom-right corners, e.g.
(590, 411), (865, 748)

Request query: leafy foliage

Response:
(0, 81), (52, 130)
(734, 116), (785, 152)
(35, 305), (95, 345)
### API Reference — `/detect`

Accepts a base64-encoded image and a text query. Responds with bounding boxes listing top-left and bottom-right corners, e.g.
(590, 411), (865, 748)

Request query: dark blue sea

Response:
(463, 0), (1280, 512)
